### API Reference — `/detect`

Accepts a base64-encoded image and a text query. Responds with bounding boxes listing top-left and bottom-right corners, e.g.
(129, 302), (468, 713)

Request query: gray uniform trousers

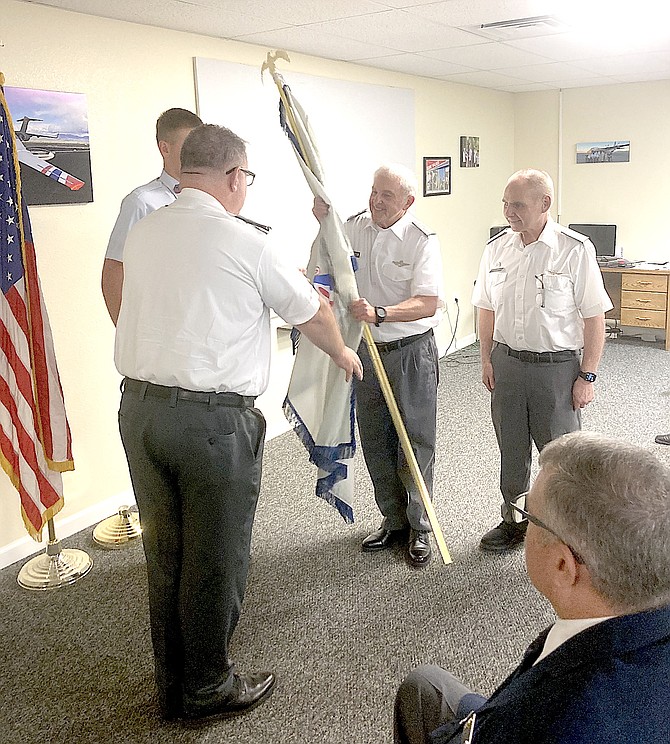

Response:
(394, 664), (487, 744)
(118, 383), (265, 717)
(490, 343), (581, 522)
(354, 330), (439, 532)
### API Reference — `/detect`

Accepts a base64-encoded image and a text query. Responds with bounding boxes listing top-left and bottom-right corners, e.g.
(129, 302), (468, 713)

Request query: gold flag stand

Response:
(262, 51), (452, 564)
(17, 518), (92, 591)
(93, 505), (142, 548)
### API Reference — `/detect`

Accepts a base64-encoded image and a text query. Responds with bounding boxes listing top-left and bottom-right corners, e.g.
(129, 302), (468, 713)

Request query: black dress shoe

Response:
(184, 671), (276, 722)
(362, 526), (407, 552)
(479, 521), (527, 552)
(408, 529), (431, 566)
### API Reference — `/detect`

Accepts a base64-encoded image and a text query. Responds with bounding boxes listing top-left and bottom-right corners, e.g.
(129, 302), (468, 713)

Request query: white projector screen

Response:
(194, 56), (415, 269)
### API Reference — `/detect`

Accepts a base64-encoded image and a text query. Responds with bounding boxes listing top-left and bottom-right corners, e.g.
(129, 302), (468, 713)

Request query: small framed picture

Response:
(423, 157), (451, 197)
(575, 140), (630, 164)
(460, 136), (480, 167)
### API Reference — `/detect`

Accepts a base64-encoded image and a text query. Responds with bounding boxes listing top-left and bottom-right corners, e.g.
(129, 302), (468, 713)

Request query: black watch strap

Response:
(374, 306), (387, 327)
(578, 370), (597, 383)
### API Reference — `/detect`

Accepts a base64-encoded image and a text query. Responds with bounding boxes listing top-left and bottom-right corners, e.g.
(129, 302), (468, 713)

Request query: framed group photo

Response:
(423, 157), (451, 197)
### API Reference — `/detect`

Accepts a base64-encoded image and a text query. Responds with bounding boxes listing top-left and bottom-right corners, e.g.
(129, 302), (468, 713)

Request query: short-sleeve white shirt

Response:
(104, 170), (178, 262)
(344, 210), (444, 342)
(472, 220), (613, 352)
(115, 188), (320, 396)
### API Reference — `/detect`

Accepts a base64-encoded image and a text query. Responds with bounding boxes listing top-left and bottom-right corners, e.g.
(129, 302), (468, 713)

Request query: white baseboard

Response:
(0, 490), (135, 571)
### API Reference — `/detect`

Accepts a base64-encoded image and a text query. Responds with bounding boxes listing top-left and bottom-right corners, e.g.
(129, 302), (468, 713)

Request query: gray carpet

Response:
(1, 337), (669, 744)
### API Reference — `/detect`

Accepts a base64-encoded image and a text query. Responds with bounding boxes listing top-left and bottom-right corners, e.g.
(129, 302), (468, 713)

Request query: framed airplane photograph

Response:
(576, 140), (630, 164)
(4, 86), (93, 205)
(423, 157), (451, 196)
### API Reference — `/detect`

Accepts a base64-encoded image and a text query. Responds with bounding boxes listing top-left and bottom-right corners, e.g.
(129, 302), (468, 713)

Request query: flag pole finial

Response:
(261, 49), (291, 80)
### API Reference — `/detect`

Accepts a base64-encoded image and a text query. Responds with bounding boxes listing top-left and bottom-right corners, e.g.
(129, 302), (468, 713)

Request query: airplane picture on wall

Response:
(4, 86), (93, 205)
(576, 140), (630, 164)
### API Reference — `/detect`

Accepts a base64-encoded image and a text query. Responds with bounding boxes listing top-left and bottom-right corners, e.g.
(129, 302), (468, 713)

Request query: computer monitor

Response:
(568, 224), (617, 257)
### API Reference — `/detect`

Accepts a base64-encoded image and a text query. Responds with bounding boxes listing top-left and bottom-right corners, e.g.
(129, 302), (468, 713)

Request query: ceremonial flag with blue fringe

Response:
(271, 70), (363, 522)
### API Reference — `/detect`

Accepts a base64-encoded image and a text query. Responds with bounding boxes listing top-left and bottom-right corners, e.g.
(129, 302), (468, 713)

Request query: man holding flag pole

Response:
(262, 51), (448, 567)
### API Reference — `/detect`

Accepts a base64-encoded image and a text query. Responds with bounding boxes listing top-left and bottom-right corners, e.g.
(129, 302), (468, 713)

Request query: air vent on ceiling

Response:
(468, 15), (570, 41)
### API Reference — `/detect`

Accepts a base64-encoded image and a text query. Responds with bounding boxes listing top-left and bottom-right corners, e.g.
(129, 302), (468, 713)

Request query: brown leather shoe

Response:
(184, 671), (276, 722)
(362, 526), (408, 552)
(408, 529), (432, 566)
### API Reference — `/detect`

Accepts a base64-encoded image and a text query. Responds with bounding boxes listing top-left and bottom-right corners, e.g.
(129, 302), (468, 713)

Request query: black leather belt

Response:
(375, 329), (432, 353)
(496, 343), (578, 364)
(123, 378), (256, 408)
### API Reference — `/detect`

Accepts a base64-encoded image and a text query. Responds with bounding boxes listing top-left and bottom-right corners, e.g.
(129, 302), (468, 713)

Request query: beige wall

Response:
(1, 0), (516, 564)
(515, 82), (670, 262)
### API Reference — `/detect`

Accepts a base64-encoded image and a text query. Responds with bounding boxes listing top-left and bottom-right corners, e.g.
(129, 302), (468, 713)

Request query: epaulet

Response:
(558, 225), (588, 243)
(487, 227), (510, 244)
(410, 218), (435, 237)
(346, 209), (367, 222)
(235, 215), (271, 234)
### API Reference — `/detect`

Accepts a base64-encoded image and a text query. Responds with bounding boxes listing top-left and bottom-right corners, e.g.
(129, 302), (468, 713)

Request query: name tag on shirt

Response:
(489, 267), (505, 273)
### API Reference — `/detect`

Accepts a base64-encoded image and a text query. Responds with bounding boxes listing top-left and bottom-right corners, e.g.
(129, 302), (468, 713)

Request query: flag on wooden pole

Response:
(262, 54), (363, 521)
(0, 76), (74, 540)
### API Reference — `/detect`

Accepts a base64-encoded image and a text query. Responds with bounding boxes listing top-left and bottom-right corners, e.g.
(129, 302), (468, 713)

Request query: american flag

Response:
(0, 82), (73, 540)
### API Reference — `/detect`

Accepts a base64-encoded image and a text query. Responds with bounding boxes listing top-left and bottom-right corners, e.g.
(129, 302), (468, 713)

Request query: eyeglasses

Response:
(510, 491), (585, 564)
(225, 166), (256, 186)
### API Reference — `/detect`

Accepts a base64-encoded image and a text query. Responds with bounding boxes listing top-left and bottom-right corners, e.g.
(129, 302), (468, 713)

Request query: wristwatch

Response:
(578, 371), (597, 383)
(374, 306), (387, 327)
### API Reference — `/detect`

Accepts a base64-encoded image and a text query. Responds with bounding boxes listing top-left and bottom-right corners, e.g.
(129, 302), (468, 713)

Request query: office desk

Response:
(601, 267), (670, 350)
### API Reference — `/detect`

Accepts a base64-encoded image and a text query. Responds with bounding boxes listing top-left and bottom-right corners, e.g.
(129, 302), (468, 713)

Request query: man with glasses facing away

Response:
(394, 431), (670, 743)
(473, 169), (612, 553)
(115, 124), (363, 723)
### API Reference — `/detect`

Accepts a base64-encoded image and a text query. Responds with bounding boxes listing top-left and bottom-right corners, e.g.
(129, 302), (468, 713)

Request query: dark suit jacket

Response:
(430, 603), (670, 743)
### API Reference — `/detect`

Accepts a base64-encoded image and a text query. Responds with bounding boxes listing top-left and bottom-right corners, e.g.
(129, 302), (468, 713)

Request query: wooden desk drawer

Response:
(621, 290), (667, 311)
(622, 273), (668, 292)
(621, 308), (667, 329)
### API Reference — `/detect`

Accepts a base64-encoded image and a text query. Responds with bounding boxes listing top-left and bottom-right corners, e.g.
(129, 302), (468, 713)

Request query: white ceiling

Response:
(21, 0), (670, 92)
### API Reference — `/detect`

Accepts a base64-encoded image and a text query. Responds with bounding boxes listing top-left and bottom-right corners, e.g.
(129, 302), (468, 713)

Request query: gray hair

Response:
(539, 432), (670, 612)
(508, 168), (554, 202)
(374, 163), (418, 198)
(180, 124), (247, 174)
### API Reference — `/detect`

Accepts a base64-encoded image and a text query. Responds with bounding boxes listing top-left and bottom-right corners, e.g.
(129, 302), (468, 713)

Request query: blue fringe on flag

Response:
(283, 387), (357, 523)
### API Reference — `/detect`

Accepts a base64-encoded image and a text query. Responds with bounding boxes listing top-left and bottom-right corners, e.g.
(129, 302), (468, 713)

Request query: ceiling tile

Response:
(303, 10), (484, 52)
(496, 61), (599, 83)
(403, 0), (562, 28)
(197, 0), (390, 25)
(438, 69), (529, 88)
(423, 41), (555, 69)
(235, 26), (398, 62)
(354, 53), (475, 76)
(574, 51), (670, 77)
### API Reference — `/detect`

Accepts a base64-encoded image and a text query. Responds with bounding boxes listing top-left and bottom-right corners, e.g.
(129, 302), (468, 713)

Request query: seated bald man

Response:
(394, 431), (670, 743)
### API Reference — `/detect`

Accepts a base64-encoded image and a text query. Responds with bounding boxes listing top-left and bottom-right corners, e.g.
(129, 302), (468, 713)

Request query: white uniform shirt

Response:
(344, 210), (444, 342)
(472, 221), (613, 352)
(105, 170), (179, 261)
(115, 188), (320, 396)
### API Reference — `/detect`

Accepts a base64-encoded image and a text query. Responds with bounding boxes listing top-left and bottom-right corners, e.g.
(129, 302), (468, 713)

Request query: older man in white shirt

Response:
(472, 169), (612, 552)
